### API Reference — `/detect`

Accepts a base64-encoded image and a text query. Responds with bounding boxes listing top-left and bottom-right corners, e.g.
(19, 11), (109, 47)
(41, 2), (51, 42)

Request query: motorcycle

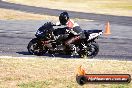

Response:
(27, 22), (103, 58)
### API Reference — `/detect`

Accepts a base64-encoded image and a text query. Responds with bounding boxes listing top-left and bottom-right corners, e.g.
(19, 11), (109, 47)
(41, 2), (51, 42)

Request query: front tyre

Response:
(27, 38), (47, 56)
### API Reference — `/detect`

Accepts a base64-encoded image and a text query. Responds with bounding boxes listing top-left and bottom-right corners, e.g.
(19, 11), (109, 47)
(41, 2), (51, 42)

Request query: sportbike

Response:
(27, 22), (103, 58)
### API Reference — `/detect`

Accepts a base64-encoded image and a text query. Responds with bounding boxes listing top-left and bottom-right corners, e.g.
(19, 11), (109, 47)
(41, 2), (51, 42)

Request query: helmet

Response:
(59, 11), (69, 25)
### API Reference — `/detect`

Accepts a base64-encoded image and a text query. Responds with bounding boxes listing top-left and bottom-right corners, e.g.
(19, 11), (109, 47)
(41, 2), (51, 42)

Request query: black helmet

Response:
(59, 11), (69, 25)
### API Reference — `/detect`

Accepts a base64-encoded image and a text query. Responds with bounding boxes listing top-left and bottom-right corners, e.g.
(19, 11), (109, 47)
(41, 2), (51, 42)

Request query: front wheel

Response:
(27, 38), (47, 56)
(79, 42), (99, 58)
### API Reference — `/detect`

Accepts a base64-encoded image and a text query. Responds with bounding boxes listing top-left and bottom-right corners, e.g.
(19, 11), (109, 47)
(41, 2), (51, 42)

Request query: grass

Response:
(0, 8), (92, 21)
(6, 0), (132, 16)
(0, 57), (131, 88)
(0, 8), (58, 20)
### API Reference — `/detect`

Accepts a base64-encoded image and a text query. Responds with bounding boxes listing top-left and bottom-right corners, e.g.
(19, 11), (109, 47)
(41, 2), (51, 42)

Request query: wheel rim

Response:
(79, 43), (99, 58)
(29, 42), (42, 54)
(87, 45), (96, 56)
(86, 44), (98, 57)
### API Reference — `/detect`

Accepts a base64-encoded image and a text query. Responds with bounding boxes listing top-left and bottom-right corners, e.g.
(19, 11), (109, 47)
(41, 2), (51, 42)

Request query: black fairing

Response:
(53, 27), (67, 36)
(35, 22), (54, 40)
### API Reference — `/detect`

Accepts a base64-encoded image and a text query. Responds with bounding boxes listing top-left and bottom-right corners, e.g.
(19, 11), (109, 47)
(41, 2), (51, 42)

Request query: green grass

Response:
(110, 84), (130, 88)
(18, 81), (51, 88)
(18, 81), (131, 88)
(18, 80), (75, 88)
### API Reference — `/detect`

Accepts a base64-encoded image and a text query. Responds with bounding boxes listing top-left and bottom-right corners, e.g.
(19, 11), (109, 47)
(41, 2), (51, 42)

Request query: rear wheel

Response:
(86, 42), (99, 58)
(79, 42), (99, 58)
(27, 38), (47, 56)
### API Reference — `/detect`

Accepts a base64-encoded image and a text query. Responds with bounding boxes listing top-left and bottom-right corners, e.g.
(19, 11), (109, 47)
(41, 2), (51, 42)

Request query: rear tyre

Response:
(27, 38), (47, 56)
(79, 42), (99, 58)
(86, 42), (99, 58)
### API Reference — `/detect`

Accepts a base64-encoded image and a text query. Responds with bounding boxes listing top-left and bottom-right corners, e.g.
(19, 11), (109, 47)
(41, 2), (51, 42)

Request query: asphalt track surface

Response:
(0, 20), (132, 60)
(0, 1), (132, 60)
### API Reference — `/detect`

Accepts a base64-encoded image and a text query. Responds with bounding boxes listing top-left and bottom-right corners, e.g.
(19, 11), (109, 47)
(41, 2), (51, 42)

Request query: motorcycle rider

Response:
(55, 11), (85, 53)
